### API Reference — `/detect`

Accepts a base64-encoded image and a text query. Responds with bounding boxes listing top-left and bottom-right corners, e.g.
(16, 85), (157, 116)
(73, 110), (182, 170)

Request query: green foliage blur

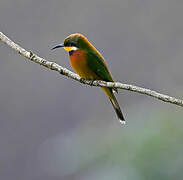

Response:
(37, 105), (183, 179)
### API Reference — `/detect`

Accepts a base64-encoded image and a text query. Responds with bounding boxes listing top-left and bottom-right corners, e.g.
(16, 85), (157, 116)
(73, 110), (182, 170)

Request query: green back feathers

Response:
(86, 50), (114, 82)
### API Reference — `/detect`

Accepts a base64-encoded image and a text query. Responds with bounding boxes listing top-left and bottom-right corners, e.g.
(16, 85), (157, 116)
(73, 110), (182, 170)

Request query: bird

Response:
(51, 33), (125, 124)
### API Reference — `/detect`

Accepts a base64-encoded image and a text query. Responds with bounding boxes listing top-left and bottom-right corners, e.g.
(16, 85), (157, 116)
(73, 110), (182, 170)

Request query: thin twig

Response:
(1, 32), (183, 107)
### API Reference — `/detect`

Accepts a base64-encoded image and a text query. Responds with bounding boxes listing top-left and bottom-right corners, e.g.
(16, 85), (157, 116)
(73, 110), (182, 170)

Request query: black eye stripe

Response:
(65, 42), (78, 48)
(70, 43), (76, 46)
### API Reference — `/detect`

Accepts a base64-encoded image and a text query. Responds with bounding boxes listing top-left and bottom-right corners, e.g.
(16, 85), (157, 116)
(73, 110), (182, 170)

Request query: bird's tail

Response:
(102, 87), (125, 125)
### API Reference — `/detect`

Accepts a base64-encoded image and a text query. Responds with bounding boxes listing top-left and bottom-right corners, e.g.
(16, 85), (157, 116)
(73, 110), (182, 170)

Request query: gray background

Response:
(1, 0), (183, 180)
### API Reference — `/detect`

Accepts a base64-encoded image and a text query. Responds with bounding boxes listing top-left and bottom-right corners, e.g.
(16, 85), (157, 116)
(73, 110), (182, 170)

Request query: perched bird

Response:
(52, 33), (125, 124)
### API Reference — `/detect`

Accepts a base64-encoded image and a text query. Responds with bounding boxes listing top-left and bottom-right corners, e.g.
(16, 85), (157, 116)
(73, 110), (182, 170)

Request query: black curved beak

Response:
(51, 43), (64, 50)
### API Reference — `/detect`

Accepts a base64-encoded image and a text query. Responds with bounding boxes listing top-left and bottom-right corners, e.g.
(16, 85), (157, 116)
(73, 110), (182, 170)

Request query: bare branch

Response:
(1, 32), (183, 107)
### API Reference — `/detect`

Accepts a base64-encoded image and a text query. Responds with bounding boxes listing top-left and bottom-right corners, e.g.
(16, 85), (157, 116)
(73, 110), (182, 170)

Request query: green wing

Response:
(86, 51), (114, 82)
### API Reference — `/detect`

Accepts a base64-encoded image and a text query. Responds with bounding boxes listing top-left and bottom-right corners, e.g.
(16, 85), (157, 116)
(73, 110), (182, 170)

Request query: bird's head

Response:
(51, 33), (91, 54)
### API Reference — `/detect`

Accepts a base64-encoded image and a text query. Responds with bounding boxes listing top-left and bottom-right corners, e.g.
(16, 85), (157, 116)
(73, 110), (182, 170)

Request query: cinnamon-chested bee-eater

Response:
(52, 33), (125, 124)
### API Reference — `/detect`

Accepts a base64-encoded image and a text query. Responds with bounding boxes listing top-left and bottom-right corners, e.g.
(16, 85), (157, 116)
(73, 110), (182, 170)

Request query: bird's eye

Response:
(65, 42), (76, 47)
(71, 43), (77, 47)
(64, 42), (69, 47)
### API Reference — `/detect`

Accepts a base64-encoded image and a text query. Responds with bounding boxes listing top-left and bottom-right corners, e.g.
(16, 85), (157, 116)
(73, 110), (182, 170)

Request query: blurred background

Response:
(1, 0), (183, 179)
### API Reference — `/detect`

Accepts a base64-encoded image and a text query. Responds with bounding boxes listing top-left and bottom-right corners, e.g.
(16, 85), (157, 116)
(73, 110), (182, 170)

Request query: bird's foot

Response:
(80, 78), (86, 84)
(80, 78), (95, 86)
(88, 79), (95, 86)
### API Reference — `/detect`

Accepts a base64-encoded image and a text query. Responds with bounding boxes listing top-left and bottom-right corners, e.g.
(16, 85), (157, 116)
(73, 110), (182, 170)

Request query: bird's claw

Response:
(89, 80), (95, 86)
(79, 78), (95, 86)
(80, 78), (86, 84)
